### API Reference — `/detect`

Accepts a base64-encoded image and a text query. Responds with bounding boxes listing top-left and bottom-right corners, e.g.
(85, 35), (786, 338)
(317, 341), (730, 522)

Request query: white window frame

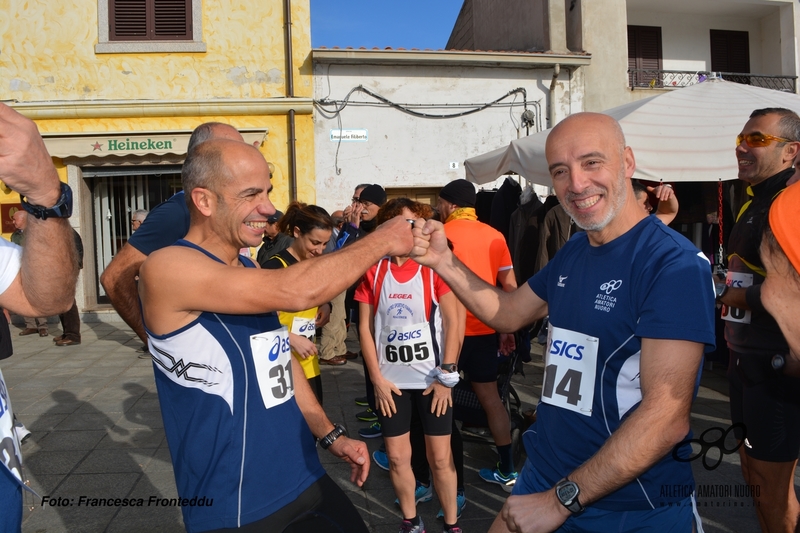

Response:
(95, 0), (206, 53)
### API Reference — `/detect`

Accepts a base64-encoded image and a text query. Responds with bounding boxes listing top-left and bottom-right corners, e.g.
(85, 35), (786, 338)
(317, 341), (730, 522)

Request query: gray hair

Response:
(187, 122), (241, 153)
(181, 140), (231, 212)
(750, 108), (800, 142)
(132, 209), (149, 222)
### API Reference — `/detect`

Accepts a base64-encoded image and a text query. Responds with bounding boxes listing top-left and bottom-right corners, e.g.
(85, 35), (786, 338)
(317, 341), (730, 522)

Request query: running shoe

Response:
(356, 408), (378, 422)
(399, 517), (425, 533)
(395, 481), (433, 507)
(358, 422), (382, 438)
(373, 449), (390, 471)
(436, 491), (466, 520)
(13, 420), (31, 445)
(479, 463), (518, 493)
(354, 396), (369, 406)
(442, 526), (462, 533)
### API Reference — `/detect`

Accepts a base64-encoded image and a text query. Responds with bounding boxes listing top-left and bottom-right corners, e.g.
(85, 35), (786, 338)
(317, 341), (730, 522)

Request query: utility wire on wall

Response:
(315, 85), (542, 175)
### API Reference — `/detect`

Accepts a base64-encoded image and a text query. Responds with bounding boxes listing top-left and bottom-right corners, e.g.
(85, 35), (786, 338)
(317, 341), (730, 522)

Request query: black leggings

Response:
(208, 474), (368, 533)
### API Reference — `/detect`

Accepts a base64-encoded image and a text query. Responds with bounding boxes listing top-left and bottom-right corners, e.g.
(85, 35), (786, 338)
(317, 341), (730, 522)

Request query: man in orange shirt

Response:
(437, 179), (519, 491)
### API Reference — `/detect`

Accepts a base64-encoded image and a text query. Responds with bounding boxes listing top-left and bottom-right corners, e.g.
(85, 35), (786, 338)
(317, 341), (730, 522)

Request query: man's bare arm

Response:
(0, 103), (78, 316)
(100, 243), (148, 343)
(496, 338), (704, 533)
(140, 216), (415, 334)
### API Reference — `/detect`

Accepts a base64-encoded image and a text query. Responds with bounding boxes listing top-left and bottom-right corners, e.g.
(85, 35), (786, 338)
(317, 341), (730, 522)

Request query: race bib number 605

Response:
(251, 327), (294, 410)
(542, 325), (599, 416)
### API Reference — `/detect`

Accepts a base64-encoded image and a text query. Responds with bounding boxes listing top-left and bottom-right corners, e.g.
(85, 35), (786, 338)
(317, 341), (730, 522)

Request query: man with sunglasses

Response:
(719, 107), (800, 533)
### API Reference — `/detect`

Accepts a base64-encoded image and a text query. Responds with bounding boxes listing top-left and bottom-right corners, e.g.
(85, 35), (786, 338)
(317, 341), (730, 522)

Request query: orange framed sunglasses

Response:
(736, 133), (794, 147)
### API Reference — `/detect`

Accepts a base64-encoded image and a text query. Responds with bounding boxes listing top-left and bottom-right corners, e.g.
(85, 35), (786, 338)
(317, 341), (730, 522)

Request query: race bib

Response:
(379, 322), (434, 366)
(290, 317), (315, 340)
(721, 272), (753, 324)
(251, 328), (294, 410)
(541, 326), (599, 416)
(0, 367), (23, 484)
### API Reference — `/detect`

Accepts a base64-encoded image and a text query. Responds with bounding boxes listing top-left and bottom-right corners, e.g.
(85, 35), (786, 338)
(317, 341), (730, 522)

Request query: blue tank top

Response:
(145, 240), (324, 532)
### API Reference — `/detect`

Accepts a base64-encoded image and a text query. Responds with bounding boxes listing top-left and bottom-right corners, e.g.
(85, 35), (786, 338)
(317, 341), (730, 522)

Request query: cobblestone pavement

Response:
(2, 320), (780, 532)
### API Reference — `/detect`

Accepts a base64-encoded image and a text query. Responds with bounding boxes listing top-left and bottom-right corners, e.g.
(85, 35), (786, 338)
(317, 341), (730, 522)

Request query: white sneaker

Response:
(14, 421), (31, 445)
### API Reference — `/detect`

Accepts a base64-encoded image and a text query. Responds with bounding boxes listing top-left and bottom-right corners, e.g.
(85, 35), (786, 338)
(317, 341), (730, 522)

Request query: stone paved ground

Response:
(2, 320), (784, 532)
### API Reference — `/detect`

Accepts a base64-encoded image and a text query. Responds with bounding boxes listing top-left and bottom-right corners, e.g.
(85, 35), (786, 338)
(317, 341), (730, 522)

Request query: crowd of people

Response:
(1, 102), (800, 533)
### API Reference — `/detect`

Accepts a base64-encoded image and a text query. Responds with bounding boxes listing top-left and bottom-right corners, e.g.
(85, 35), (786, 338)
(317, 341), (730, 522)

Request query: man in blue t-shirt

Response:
(411, 112), (715, 533)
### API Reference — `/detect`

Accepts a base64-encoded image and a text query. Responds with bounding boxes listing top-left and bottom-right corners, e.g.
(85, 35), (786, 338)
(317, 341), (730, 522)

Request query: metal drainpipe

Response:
(549, 63), (561, 129)
(284, 0), (298, 201)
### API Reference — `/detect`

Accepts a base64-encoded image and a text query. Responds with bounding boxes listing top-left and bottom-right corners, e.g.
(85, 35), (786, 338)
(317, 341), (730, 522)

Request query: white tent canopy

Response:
(466, 79), (800, 186)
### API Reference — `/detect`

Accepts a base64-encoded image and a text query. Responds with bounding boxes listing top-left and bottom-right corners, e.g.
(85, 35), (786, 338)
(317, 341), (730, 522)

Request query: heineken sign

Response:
(40, 130), (267, 159)
(91, 136), (178, 154)
(104, 138), (173, 151)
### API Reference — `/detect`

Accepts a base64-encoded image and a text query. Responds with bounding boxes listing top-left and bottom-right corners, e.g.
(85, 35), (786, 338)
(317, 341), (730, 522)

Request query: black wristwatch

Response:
(318, 424), (348, 450)
(440, 363), (458, 373)
(555, 478), (585, 514)
(21, 182), (73, 220)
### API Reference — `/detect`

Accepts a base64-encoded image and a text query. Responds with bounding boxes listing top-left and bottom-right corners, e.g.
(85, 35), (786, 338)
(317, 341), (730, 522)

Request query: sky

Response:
(310, 0), (464, 50)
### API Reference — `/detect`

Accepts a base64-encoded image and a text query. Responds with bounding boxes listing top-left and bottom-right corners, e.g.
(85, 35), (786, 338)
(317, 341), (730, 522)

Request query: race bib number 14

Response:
(542, 326), (599, 416)
(251, 328), (294, 410)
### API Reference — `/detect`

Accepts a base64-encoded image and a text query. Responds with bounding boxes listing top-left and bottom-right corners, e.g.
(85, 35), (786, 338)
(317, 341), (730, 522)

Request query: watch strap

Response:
(318, 423), (347, 450)
(21, 182), (73, 220)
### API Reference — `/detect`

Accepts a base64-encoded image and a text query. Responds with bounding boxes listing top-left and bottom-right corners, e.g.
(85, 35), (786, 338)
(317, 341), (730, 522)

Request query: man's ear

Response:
(191, 188), (216, 217)
(783, 142), (800, 165)
(623, 146), (637, 179)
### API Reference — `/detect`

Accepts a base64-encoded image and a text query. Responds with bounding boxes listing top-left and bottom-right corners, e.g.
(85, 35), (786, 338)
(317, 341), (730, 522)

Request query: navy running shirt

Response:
(526, 216), (715, 510)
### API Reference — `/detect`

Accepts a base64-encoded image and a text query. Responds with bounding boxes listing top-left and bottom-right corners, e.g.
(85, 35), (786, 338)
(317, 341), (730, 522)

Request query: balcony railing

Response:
(628, 70), (797, 93)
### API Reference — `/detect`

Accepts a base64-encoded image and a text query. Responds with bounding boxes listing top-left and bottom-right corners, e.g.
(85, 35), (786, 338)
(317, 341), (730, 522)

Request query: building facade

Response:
(2, 0), (313, 317)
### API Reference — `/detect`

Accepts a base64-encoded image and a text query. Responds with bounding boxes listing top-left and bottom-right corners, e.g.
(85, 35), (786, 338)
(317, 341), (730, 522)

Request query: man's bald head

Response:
(181, 139), (265, 209)
(187, 122), (244, 153)
(548, 113), (626, 161)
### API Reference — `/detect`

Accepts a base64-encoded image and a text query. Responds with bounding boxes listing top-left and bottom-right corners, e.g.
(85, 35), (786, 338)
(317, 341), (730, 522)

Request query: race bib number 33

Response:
(251, 328), (294, 410)
(542, 326), (599, 416)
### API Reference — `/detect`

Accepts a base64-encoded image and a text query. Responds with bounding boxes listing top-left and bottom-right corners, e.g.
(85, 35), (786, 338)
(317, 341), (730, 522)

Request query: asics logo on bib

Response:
(298, 322), (315, 334)
(600, 279), (622, 294)
(269, 335), (291, 362)
(387, 329), (423, 343)
(729, 279), (745, 288)
(550, 339), (585, 360)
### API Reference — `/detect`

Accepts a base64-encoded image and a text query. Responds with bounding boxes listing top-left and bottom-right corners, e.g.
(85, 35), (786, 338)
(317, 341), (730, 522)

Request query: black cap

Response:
(358, 184), (387, 206)
(439, 179), (476, 208)
(267, 210), (283, 224)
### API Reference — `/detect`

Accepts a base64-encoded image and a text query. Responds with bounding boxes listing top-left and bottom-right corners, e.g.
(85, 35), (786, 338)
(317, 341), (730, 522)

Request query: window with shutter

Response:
(110, 0), (191, 41)
(627, 25), (662, 88)
(97, 0), (204, 53)
(710, 30), (750, 85)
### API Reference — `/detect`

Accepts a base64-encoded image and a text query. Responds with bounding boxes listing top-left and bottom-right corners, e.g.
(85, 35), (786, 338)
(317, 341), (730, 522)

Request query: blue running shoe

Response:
(436, 490), (466, 520)
(479, 463), (518, 493)
(373, 449), (390, 471)
(358, 422), (382, 439)
(395, 481), (433, 507)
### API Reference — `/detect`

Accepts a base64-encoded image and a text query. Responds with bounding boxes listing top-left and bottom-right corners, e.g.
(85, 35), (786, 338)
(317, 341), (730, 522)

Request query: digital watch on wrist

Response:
(21, 182), (73, 220)
(555, 478), (585, 514)
(318, 424), (348, 450)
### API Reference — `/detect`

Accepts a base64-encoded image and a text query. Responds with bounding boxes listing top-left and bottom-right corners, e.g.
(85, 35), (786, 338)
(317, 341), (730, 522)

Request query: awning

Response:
(41, 129), (268, 158)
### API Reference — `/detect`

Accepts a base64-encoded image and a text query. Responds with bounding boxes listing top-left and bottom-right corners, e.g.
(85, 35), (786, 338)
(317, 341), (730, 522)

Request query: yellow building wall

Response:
(1, 0), (313, 101)
(0, 0), (316, 238)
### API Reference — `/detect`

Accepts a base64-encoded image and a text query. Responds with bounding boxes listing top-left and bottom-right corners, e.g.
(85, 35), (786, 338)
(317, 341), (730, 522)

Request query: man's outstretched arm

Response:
(411, 219), (547, 332)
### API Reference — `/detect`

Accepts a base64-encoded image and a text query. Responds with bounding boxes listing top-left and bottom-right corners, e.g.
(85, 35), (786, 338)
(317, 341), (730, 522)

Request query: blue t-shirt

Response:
(526, 216), (715, 511)
(146, 241), (324, 531)
(128, 191), (190, 255)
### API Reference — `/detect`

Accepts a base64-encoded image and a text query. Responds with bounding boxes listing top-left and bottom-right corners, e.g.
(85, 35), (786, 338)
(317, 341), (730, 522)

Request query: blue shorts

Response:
(0, 465), (22, 533)
(512, 459), (698, 533)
